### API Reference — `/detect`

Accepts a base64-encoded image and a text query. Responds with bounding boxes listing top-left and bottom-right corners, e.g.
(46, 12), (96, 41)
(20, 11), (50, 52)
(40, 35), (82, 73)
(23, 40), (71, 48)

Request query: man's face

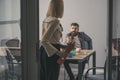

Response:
(71, 25), (79, 34)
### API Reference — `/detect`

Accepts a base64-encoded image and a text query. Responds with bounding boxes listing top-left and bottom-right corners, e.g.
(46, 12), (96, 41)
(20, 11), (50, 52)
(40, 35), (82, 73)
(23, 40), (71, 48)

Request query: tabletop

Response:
(66, 50), (95, 60)
(0, 47), (21, 56)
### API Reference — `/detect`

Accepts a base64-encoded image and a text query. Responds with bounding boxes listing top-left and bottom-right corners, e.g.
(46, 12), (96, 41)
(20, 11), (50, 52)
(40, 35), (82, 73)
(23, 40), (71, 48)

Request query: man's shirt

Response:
(73, 35), (81, 48)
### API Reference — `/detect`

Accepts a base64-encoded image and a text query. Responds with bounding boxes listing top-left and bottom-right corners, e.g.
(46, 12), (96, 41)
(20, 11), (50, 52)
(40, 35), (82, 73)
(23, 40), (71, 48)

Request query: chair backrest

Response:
(6, 38), (20, 47)
(1, 39), (9, 46)
(78, 32), (93, 50)
(82, 40), (92, 50)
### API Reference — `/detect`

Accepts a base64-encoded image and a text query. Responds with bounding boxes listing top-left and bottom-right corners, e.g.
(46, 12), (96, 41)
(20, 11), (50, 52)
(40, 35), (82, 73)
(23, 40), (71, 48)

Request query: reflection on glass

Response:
(112, 0), (120, 80)
(0, 0), (21, 80)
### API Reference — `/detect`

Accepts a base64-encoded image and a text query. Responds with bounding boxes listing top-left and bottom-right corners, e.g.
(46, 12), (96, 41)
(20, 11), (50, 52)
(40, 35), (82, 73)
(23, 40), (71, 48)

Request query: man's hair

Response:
(71, 23), (79, 27)
(46, 0), (64, 18)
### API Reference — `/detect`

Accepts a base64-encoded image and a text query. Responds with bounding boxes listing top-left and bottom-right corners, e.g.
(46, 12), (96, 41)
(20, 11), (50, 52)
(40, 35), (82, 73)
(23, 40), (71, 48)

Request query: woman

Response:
(40, 0), (67, 80)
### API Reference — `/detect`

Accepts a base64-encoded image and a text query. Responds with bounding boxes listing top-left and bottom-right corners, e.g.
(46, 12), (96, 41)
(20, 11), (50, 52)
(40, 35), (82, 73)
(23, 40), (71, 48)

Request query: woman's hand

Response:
(56, 51), (68, 58)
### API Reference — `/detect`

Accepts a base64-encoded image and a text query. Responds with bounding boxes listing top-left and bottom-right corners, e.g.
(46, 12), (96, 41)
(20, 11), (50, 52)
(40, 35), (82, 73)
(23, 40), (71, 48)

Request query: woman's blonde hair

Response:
(46, 0), (64, 18)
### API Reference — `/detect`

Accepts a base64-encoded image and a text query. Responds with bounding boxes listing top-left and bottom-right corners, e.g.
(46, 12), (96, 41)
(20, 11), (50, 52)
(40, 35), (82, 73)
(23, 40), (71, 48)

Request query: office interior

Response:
(0, 0), (119, 80)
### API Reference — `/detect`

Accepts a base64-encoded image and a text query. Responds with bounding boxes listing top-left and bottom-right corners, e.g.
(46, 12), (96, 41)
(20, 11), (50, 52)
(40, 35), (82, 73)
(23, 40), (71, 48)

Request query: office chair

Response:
(0, 39), (9, 46)
(5, 38), (21, 62)
(4, 38), (21, 80)
(84, 67), (105, 80)
(5, 49), (21, 80)
(84, 58), (107, 80)
(5, 38), (20, 47)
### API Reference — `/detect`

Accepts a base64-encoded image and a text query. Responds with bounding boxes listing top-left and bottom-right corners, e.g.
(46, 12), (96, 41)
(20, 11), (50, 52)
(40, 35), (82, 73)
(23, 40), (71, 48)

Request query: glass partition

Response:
(111, 0), (120, 80)
(0, 0), (21, 80)
(40, 0), (108, 80)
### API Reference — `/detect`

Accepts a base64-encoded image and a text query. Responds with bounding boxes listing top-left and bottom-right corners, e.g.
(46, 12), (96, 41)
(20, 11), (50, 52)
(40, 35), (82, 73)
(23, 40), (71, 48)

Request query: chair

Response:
(5, 38), (21, 62)
(4, 38), (21, 80)
(84, 59), (107, 80)
(5, 48), (21, 80)
(5, 38), (20, 47)
(0, 39), (9, 46)
(8, 48), (21, 62)
(84, 67), (105, 80)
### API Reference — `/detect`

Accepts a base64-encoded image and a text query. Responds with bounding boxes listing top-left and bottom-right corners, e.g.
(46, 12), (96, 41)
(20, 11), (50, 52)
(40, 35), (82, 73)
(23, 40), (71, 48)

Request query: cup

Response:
(75, 48), (81, 55)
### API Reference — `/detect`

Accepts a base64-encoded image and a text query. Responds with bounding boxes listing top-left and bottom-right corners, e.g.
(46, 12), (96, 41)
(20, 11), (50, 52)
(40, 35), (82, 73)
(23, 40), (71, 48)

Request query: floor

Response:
(58, 64), (104, 80)
(0, 58), (81, 80)
(0, 56), (21, 80)
(59, 64), (79, 80)
(0, 56), (102, 80)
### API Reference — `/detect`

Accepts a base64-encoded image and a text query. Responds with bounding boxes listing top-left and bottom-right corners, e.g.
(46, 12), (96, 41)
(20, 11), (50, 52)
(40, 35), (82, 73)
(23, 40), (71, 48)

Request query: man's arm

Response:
(79, 32), (93, 49)
(65, 33), (73, 45)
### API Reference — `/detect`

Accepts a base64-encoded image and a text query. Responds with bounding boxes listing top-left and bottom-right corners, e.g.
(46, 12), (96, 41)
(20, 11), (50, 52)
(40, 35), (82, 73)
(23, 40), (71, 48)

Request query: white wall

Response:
(39, 0), (108, 66)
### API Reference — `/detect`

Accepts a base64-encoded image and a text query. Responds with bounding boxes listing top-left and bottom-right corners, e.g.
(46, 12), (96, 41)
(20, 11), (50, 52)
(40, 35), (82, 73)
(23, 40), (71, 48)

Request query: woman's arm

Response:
(41, 19), (59, 57)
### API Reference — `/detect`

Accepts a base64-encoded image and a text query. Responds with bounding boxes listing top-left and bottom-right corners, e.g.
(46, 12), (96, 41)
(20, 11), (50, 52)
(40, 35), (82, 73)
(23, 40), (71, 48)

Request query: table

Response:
(0, 47), (7, 56)
(64, 50), (96, 80)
